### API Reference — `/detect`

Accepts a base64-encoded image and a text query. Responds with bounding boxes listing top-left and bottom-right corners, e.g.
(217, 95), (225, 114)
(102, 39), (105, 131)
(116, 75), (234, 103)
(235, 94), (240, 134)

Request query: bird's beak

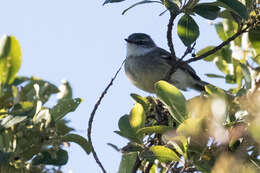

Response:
(124, 38), (134, 44)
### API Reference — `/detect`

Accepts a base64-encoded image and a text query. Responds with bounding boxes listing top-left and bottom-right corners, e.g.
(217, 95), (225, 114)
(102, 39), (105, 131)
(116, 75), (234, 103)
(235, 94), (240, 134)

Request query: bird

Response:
(124, 33), (209, 93)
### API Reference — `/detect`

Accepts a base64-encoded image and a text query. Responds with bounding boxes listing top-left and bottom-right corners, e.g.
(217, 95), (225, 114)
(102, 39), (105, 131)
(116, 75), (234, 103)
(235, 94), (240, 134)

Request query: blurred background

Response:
(0, 0), (229, 172)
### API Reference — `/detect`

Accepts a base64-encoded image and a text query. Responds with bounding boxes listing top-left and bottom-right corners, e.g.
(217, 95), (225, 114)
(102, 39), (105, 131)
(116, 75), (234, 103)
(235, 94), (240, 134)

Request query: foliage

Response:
(103, 0), (260, 172)
(0, 35), (91, 172)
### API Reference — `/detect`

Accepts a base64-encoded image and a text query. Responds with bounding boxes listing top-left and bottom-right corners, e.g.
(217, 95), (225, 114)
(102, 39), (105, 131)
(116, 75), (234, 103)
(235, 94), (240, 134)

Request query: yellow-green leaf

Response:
(155, 81), (187, 124)
(129, 103), (145, 131)
(177, 14), (200, 47)
(0, 35), (22, 84)
(149, 145), (180, 163)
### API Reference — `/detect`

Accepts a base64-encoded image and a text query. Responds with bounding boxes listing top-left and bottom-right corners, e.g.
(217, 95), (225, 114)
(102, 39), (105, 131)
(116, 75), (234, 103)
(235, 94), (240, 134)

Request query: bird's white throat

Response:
(127, 43), (155, 57)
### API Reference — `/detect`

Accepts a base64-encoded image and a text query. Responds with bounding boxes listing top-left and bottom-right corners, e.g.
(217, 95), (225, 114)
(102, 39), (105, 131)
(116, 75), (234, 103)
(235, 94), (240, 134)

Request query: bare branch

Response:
(167, 12), (178, 61)
(185, 24), (251, 64)
(87, 60), (125, 173)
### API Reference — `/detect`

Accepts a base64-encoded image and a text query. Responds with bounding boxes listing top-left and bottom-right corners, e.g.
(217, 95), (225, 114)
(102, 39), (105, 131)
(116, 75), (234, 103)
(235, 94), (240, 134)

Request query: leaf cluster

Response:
(0, 35), (91, 173)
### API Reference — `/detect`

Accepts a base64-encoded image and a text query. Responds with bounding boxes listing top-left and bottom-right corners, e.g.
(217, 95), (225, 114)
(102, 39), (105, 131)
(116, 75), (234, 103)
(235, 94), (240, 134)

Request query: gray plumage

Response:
(124, 33), (209, 93)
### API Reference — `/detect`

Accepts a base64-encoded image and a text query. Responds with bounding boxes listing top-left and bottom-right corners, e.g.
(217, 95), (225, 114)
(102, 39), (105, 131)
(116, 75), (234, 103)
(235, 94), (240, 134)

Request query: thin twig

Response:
(87, 60), (125, 173)
(180, 42), (196, 61)
(132, 156), (142, 173)
(185, 25), (251, 64)
(167, 12), (178, 61)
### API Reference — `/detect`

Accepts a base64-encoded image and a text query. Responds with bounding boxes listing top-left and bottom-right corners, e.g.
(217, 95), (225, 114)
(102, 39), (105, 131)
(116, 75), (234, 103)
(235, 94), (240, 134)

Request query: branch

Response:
(185, 24), (251, 64)
(167, 12), (178, 61)
(87, 60), (125, 173)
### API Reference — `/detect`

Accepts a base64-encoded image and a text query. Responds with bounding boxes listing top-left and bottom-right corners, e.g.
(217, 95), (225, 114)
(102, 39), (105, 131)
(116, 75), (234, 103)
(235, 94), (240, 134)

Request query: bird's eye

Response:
(137, 40), (145, 45)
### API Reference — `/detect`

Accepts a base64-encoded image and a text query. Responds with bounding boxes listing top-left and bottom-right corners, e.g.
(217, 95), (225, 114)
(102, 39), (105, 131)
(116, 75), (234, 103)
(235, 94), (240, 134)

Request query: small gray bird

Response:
(124, 33), (209, 93)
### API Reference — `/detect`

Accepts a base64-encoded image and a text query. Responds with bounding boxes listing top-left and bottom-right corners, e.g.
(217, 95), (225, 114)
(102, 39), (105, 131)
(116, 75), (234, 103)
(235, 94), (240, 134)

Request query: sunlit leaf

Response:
(193, 3), (220, 20)
(177, 117), (204, 136)
(62, 133), (92, 154)
(149, 145), (180, 163)
(0, 35), (22, 85)
(217, 0), (249, 20)
(155, 81), (187, 124)
(129, 103), (145, 132)
(177, 14), (200, 47)
(222, 18), (238, 38)
(163, 0), (181, 14)
(215, 22), (228, 41)
(216, 58), (230, 74)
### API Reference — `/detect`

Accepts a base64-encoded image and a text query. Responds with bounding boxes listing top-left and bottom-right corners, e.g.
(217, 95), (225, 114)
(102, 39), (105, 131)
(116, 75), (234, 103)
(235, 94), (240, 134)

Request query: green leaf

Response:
(121, 142), (145, 153)
(129, 103), (145, 132)
(0, 35), (22, 85)
(240, 63), (251, 89)
(12, 76), (30, 86)
(149, 145), (180, 163)
(130, 93), (149, 112)
(176, 117), (204, 136)
(177, 14), (200, 47)
(225, 74), (236, 84)
(193, 3), (220, 20)
(222, 18), (238, 38)
(20, 78), (59, 103)
(221, 45), (232, 63)
(163, 0), (181, 14)
(205, 85), (226, 96)
(103, 0), (126, 5)
(32, 149), (68, 166)
(117, 115), (140, 142)
(196, 46), (220, 61)
(205, 73), (225, 78)
(249, 25), (260, 54)
(118, 152), (138, 173)
(216, 58), (230, 74)
(50, 98), (82, 121)
(155, 81), (187, 124)
(136, 125), (173, 136)
(62, 133), (92, 154)
(215, 22), (228, 41)
(55, 119), (74, 135)
(217, 0), (248, 20)
(0, 151), (11, 166)
(122, 1), (162, 15)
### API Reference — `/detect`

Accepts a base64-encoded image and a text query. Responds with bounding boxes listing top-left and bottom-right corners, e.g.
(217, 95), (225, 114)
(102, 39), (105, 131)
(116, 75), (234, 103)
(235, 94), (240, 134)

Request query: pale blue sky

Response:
(0, 0), (229, 172)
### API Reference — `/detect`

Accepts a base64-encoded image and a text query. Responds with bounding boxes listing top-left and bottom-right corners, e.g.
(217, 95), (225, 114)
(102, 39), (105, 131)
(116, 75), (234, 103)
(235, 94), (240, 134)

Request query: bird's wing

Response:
(154, 47), (202, 81)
